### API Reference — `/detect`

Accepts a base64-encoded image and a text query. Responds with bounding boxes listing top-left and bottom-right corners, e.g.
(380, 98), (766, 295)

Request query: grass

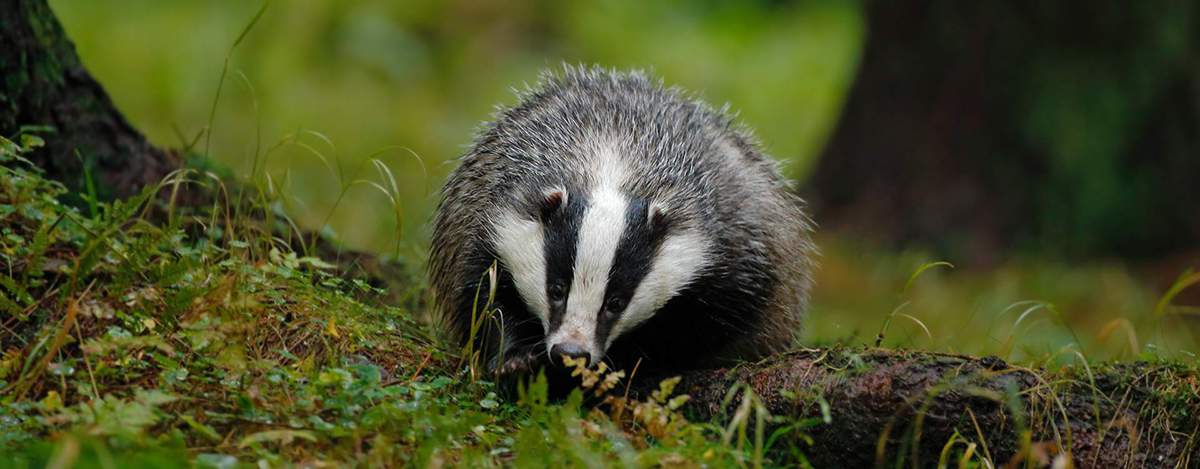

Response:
(4, 134), (1197, 469)
(0, 130), (790, 467)
(808, 236), (1199, 366)
(2, 125), (1199, 467)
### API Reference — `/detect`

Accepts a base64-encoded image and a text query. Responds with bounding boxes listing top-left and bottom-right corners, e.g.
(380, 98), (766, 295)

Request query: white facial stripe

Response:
(491, 209), (548, 326)
(547, 142), (628, 362)
(606, 229), (710, 347)
(548, 186), (627, 360)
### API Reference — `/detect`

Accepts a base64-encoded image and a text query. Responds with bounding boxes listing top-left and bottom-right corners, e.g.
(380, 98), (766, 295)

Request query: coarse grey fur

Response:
(429, 65), (816, 374)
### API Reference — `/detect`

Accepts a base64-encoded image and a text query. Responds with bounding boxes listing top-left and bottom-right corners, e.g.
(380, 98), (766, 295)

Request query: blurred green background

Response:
(51, 0), (863, 253)
(49, 0), (1197, 362)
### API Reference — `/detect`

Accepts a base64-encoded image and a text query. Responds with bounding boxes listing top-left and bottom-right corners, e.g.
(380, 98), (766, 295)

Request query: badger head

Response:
(490, 181), (711, 367)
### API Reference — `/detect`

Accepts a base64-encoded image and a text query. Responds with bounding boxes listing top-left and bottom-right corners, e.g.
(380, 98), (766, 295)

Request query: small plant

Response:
(875, 260), (949, 347)
(558, 355), (695, 445)
(562, 355), (696, 444)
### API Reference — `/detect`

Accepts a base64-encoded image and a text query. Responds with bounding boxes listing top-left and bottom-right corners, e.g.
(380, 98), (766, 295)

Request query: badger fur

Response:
(430, 66), (815, 376)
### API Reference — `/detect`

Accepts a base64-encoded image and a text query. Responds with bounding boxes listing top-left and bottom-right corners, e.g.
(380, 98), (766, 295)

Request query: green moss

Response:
(0, 136), (752, 467)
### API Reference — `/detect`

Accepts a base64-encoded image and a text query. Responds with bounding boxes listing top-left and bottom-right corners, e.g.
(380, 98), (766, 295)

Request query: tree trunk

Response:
(0, 0), (419, 301)
(0, 0), (177, 201)
(667, 348), (1198, 468)
(805, 1), (1200, 263)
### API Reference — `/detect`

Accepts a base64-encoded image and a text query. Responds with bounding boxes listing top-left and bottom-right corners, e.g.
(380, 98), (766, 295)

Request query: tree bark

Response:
(0, 0), (420, 301)
(0, 0), (178, 201)
(666, 348), (1199, 468)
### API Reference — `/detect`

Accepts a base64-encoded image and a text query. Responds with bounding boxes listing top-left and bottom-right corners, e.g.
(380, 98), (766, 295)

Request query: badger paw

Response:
(496, 351), (542, 377)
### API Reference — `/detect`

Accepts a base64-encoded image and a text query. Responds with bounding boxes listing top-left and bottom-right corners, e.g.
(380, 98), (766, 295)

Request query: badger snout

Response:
(547, 324), (598, 367)
(549, 342), (591, 367)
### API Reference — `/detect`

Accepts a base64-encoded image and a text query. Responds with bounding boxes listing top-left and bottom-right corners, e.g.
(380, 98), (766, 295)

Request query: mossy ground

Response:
(0, 133), (778, 467)
(2, 132), (1198, 467)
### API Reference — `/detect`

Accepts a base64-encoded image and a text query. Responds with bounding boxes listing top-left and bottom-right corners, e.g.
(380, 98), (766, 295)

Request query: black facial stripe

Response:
(543, 191), (586, 333)
(594, 198), (667, 350)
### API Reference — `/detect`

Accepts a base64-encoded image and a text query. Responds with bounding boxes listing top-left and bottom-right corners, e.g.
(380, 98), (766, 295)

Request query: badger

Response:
(430, 66), (815, 377)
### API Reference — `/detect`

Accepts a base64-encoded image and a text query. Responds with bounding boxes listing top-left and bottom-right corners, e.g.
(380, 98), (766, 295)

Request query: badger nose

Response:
(550, 342), (590, 367)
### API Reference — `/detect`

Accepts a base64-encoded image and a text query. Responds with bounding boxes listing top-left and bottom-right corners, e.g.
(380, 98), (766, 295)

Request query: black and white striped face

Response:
(491, 168), (710, 366)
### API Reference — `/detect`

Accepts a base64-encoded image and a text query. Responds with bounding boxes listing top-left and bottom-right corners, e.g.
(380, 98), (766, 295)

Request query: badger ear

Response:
(539, 188), (568, 219)
(647, 201), (668, 231)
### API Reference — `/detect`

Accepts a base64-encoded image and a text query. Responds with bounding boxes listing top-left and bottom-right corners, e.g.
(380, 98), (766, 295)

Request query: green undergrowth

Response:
(2, 130), (1196, 467)
(0, 135), (785, 467)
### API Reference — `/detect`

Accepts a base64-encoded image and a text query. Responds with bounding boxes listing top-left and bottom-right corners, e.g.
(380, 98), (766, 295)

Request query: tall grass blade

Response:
(904, 261), (954, 293)
(204, 2), (269, 159)
(1154, 269), (1200, 317)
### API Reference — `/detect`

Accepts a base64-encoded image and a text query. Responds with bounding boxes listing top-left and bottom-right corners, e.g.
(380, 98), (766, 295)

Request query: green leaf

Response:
(19, 134), (45, 152)
(135, 388), (178, 407)
(0, 136), (21, 157)
(318, 368), (352, 388)
(195, 453), (239, 469)
(298, 256), (336, 270)
(238, 429), (317, 449)
(181, 415), (222, 443)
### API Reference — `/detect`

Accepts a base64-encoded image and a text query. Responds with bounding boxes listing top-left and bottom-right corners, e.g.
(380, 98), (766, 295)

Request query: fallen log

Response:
(669, 348), (1199, 468)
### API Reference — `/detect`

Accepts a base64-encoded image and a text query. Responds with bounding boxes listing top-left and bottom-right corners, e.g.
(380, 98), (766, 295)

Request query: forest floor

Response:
(2, 134), (1198, 468)
(0, 133), (780, 467)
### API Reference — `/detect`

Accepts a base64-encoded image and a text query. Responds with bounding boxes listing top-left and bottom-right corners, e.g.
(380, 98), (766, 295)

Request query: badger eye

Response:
(605, 296), (626, 313)
(548, 283), (565, 303)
